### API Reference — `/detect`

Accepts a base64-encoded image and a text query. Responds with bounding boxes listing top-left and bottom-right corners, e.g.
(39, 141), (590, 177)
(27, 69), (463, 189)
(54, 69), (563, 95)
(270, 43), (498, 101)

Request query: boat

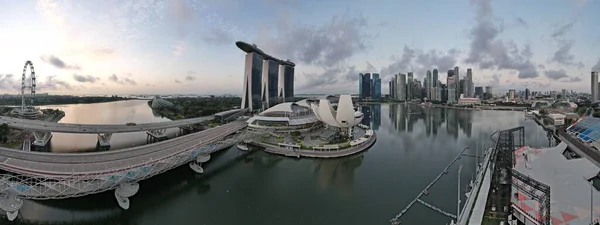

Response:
(126, 122), (136, 126)
(236, 143), (249, 151)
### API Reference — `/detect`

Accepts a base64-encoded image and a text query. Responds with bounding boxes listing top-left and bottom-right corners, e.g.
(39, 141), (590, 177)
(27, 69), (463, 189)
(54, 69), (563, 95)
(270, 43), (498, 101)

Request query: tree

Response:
(593, 110), (600, 118)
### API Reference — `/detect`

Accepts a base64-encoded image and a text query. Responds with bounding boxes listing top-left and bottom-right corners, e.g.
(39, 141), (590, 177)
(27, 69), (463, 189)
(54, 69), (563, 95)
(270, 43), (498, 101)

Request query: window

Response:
(588, 175), (600, 191)
(561, 147), (581, 160)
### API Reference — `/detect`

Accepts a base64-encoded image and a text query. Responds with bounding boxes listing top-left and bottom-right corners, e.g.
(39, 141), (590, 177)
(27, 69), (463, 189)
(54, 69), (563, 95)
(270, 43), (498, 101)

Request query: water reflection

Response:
(386, 104), (473, 138)
(312, 154), (364, 198)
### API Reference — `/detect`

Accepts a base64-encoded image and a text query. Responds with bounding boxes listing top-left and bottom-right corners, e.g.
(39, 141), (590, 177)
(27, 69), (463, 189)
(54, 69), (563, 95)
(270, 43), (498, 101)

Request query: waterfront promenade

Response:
(257, 132), (377, 158)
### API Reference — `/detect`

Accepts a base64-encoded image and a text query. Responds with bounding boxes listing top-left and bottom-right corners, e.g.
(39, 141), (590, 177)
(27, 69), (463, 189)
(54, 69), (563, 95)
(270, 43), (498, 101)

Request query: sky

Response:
(0, 0), (599, 96)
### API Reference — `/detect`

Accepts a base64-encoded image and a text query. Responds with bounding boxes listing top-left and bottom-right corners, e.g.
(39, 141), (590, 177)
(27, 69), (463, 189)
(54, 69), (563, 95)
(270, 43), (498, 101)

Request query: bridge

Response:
(0, 115), (215, 147)
(0, 119), (253, 221)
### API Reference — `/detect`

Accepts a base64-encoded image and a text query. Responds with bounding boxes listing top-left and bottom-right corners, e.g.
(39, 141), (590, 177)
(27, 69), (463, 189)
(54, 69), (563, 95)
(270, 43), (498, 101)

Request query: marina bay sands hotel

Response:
(236, 41), (295, 111)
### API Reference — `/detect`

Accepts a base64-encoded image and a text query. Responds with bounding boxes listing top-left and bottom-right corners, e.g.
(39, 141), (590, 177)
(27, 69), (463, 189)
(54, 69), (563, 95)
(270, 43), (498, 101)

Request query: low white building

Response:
(458, 94), (481, 105)
(545, 113), (566, 125)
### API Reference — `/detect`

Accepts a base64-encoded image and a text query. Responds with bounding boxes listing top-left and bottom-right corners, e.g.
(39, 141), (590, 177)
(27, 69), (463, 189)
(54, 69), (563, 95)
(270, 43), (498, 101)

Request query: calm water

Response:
(39, 100), (179, 153)
(7, 103), (552, 225)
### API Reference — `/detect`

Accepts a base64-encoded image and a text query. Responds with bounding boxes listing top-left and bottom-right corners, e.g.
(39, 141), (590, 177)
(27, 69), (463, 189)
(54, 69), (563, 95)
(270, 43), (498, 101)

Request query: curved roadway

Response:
(0, 115), (215, 133)
(0, 121), (247, 178)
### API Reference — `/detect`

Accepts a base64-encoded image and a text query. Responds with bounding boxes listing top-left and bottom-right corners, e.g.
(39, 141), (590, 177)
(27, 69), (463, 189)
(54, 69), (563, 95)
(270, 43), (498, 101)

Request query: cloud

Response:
(40, 55), (81, 70)
(559, 76), (582, 82)
(37, 75), (73, 90)
(202, 28), (232, 45)
(544, 69), (569, 80)
(548, 21), (584, 68)
(256, 13), (371, 68)
(185, 75), (196, 81)
(464, 0), (539, 79)
(174, 79), (182, 83)
(551, 21), (575, 39)
(108, 74), (137, 85)
(172, 41), (186, 56)
(380, 46), (460, 78)
(592, 58), (600, 71)
(0, 74), (20, 90)
(515, 17), (528, 28)
(72, 74), (99, 83)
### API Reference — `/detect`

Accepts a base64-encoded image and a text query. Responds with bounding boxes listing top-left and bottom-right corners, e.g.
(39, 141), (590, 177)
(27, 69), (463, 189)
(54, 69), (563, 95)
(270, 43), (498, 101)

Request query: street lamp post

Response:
(591, 180), (594, 225)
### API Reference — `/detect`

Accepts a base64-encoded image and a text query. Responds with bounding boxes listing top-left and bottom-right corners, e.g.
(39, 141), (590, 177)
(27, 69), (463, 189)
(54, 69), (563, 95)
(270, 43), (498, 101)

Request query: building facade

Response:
(373, 73), (381, 100)
(407, 72), (414, 100)
(426, 70), (432, 100)
(397, 73), (406, 101)
(475, 86), (483, 99)
(237, 41), (295, 111)
(592, 71), (599, 102)
(466, 68), (473, 97)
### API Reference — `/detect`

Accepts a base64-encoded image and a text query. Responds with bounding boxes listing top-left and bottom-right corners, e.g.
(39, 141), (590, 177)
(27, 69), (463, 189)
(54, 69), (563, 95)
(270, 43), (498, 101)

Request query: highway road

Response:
(0, 115), (215, 133)
(0, 121), (248, 178)
(557, 129), (600, 165)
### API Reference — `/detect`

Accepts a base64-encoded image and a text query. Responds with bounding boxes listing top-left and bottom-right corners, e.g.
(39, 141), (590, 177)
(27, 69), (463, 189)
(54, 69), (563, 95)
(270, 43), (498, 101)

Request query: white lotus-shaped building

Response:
(311, 95), (363, 128)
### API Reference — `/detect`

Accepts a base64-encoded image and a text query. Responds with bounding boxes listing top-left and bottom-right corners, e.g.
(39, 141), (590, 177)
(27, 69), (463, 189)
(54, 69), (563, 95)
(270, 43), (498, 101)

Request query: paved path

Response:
(0, 115), (214, 133)
(0, 121), (247, 178)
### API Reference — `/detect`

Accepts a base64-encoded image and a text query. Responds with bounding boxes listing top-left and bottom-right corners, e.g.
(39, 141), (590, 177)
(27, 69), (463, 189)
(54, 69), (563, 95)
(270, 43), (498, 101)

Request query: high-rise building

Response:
(485, 86), (492, 100)
(447, 70), (456, 104)
(359, 73), (364, 99)
(407, 72), (414, 100)
(237, 41), (294, 111)
(426, 70), (432, 100)
(562, 89), (567, 100)
(261, 59), (279, 109)
(475, 86), (483, 99)
(508, 89), (516, 100)
(466, 68), (473, 97)
(389, 77), (396, 99)
(373, 73), (381, 101)
(454, 67), (460, 101)
(241, 52), (263, 111)
(592, 71), (599, 102)
(280, 61), (295, 102)
(525, 88), (530, 100)
(397, 74), (406, 101)
(459, 79), (466, 98)
(360, 73), (372, 99)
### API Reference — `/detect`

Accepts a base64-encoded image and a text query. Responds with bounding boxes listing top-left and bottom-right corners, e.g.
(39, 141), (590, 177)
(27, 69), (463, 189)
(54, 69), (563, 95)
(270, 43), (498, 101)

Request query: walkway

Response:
(389, 147), (469, 224)
(0, 115), (215, 133)
(0, 121), (246, 178)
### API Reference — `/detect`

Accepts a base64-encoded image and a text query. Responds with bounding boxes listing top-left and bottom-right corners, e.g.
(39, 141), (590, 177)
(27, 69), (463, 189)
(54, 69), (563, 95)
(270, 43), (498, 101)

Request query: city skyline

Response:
(0, 0), (599, 96)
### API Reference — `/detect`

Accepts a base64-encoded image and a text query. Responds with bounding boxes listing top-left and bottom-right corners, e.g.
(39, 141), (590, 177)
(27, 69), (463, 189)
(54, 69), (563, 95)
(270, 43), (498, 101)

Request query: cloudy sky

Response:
(0, 0), (599, 96)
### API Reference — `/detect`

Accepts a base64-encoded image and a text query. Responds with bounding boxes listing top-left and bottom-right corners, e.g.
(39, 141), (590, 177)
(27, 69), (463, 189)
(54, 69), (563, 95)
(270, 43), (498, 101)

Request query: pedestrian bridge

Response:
(0, 120), (252, 221)
(0, 115), (216, 147)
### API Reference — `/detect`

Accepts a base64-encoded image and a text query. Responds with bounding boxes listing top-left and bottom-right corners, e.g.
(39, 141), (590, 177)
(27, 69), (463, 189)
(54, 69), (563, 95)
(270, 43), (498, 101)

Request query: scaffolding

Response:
(485, 126), (524, 221)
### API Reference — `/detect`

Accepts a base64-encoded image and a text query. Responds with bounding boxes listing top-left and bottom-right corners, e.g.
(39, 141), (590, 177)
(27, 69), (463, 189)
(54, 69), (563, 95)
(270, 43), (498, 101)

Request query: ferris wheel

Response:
(21, 61), (36, 111)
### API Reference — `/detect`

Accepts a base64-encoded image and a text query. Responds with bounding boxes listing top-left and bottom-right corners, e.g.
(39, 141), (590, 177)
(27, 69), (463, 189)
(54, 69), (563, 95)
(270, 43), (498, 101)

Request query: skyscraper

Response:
(454, 66), (459, 101)
(281, 62), (295, 102)
(508, 89), (516, 100)
(592, 71), (599, 102)
(407, 72), (414, 100)
(525, 88), (530, 100)
(485, 86), (492, 100)
(241, 52), (263, 111)
(432, 69), (439, 101)
(359, 73), (364, 99)
(466, 68), (473, 97)
(475, 86), (483, 99)
(237, 41), (295, 111)
(397, 74), (406, 101)
(426, 70), (432, 100)
(360, 73), (372, 99)
(373, 73), (381, 100)
(389, 76), (396, 99)
(261, 59), (279, 109)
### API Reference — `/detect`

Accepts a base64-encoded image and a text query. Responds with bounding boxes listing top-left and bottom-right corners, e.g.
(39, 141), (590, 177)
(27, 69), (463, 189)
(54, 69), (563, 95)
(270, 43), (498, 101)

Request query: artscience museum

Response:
(243, 94), (375, 158)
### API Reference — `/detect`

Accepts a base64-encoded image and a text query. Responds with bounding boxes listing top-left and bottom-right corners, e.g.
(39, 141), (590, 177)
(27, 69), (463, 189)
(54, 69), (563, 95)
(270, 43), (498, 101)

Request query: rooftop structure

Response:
(311, 95), (363, 130)
(567, 117), (600, 143)
(513, 142), (599, 225)
(237, 41), (295, 111)
(246, 99), (321, 133)
(150, 98), (176, 109)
